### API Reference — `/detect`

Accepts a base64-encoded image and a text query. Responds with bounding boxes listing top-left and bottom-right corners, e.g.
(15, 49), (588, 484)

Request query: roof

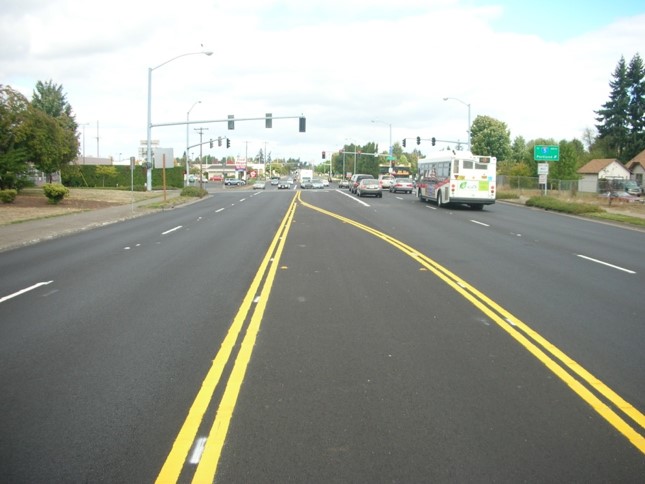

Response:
(577, 158), (620, 174)
(625, 148), (645, 171)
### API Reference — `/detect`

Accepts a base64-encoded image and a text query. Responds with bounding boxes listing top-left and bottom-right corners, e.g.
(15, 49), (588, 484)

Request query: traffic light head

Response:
(416, 136), (420, 145)
(322, 151), (326, 159)
(226, 138), (231, 148)
(402, 139), (406, 148)
(218, 137), (222, 147)
(431, 137), (436, 146)
(210, 139), (213, 148)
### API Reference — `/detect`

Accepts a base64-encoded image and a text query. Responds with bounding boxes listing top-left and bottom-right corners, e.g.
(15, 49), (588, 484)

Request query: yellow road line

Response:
(155, 194), (297, 484)
(299, 196), (645, 454)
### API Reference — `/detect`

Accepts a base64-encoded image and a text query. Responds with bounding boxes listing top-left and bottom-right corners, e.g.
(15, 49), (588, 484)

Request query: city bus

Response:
(416, 150), (496, 209)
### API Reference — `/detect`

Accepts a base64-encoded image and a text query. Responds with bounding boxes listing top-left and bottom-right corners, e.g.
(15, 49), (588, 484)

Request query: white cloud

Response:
(1, 1), (644, 163)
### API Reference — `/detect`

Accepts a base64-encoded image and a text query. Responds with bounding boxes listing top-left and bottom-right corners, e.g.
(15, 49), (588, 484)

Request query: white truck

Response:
(299, 169), (313, 188)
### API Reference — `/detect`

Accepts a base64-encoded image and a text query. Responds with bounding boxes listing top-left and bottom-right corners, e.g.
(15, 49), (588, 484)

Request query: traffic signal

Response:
(322, 151), (326, 159)
(431, 137), (436, 146)
(226, 138), (231, 148)
(416, 136), (420, 145)
(266, 113), (272, 129)
(209, 139), (213, 148)
(228, 115), (234, 130)
(402, 139), (406, 148)
(299, 116), (306, 133)
(217, 137), (222, 147)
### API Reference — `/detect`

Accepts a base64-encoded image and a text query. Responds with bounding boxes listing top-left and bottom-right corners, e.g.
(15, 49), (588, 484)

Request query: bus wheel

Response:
(437, 192), (443, 207)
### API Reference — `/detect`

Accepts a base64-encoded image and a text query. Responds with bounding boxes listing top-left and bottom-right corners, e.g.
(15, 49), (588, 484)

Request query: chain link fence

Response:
(497, 175), (579, 195)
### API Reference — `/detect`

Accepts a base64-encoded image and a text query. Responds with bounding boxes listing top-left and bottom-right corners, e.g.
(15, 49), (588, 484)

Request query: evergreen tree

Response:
(595, 55), (639, 161)
(626, 53), (645, 160)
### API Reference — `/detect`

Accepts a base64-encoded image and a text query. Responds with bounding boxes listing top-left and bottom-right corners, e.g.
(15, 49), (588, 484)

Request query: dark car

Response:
(356, 178), (382, 198)
(350, 174), (374, 194)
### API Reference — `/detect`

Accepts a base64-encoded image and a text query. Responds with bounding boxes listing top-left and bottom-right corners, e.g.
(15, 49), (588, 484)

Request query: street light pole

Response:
(146, 50), (213, 192)
(443, 97), (471, 151)
(186, 101), (201, 187)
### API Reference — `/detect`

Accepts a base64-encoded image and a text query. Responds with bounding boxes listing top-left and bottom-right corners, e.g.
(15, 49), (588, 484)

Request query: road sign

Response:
(534, 145), (560, 161)
(537, 163), (549, 175)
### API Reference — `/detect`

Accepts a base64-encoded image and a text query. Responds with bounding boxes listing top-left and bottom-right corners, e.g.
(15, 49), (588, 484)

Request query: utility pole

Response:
(195, 127), (208, 189)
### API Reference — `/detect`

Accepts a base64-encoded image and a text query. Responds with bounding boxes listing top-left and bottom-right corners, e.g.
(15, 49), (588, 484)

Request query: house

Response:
(577, 158), (630, 193)
(625, 148), (645, 187)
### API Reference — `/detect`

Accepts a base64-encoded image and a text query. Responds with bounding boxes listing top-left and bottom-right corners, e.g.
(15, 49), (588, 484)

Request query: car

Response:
(209, 175), (223, 182)
(378, 174), (395, 190)
(225, 178), (246, 186)
(271, 177), (280, 186)
(311, 178), (325, 189)
(390, 178), (415, 194)
(322, 178), (330, 187)
(338, 178), (350, 189)
(349, 174), (374, 193)
(625, 180), (643, 196)
(277, 178), (292, 189)
(301, 178), (314, 189)
(601, 191), (643, 203)
(253, 180), (266, 189)
(356, 178), (382, 197)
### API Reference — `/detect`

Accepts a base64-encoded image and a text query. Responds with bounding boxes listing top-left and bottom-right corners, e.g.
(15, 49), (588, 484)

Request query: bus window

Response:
(453, 160), (459, 174)
(463, 160), (473, 169)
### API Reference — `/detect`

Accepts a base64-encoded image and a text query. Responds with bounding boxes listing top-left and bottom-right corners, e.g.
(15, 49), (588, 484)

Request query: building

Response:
(625, 149), (645, 187)
(577, 158), (631, 193)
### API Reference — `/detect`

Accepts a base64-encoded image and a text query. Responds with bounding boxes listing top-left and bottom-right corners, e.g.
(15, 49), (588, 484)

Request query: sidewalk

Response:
(0, 192), (182, 253)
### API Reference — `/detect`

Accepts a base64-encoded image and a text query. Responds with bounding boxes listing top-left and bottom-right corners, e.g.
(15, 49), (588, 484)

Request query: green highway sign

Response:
(534, 145), (560, 161)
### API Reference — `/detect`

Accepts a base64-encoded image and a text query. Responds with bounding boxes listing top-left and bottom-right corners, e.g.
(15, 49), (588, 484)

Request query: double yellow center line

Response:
(156, 194), (298, 483)
(299, 196), (645, 456)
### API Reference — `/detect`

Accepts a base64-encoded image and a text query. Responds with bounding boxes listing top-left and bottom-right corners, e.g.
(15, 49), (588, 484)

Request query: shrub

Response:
(525, 196), (604, 215)
(0, 189), (18, 203)
(180, 186), (208, 198)
(43, 183), (70, 204)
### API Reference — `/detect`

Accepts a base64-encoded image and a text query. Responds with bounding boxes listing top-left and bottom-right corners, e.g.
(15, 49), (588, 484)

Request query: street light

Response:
(186, 100), (201, 186)
(371, 119), (392, 157)
(146, 50), (213, 191)
(443, 97), (471, 150)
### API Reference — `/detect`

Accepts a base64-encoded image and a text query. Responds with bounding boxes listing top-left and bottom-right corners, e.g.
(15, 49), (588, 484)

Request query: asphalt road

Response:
(1, 185), (643, 482)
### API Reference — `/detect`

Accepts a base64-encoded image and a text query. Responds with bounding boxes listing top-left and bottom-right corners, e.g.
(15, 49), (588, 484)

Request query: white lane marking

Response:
(335, 189), (370, 206)
(470, 220), (490, 227)
(239, 198), (246, 202)
(396, 196), (404, 200)
(424, 205), (437, 210)
(577, 254), (636, 274)
(0, 281), (54, 304)
(189, 437), (208, 465)
(162, 226), (183, 235)
(215, 208), (225, 213)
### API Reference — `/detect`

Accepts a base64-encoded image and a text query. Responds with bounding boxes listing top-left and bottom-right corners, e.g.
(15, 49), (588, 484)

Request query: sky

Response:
(1, 0), (644, 166)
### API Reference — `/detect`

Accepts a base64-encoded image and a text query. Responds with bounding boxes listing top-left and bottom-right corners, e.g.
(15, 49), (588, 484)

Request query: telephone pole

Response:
(194, 127), (208, 189)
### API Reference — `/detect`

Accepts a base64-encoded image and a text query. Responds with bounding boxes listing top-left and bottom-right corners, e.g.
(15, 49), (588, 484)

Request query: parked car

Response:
(311, 178), (325, 189)
(625, 180), (643, 196)
(390, 178), (415, 194)
(356, 178), (382, 198)
(209, 175), (223, 182)
(378, 174), (395, 190)
(253, 180), (266, 189)
(350, 174), (374, 193)
(225, 178), (246, 186)
(600, 191), (642, 203)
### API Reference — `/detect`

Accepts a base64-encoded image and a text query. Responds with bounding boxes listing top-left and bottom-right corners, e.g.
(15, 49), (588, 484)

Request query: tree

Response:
(509, 135), (530, 164)
(95, 165), (118, 187)
(0, 85), (32, 189)
(470, 115), (511, 161)
(30, 80), (79, 179)
(626, 53), (645, 160)
(594, 54), (644, 161)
